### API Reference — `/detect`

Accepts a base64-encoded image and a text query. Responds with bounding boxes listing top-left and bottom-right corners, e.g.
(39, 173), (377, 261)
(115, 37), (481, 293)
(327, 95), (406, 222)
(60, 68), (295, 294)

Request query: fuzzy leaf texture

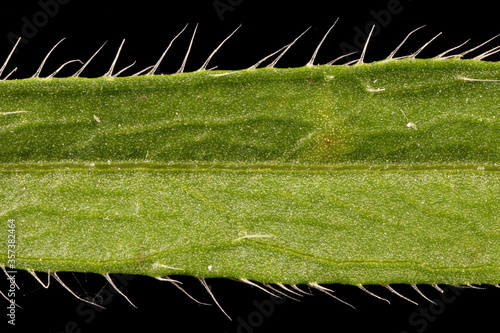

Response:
(0, 58), (499, 285)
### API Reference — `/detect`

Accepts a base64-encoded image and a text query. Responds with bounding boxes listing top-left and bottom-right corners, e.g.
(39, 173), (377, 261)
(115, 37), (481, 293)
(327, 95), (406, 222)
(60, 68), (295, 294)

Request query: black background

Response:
(1, 0), (499, 332)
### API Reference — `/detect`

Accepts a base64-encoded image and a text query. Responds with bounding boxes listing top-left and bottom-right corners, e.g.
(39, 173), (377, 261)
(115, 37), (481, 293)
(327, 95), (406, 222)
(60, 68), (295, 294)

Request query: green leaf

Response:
(1, 59), (499, 285)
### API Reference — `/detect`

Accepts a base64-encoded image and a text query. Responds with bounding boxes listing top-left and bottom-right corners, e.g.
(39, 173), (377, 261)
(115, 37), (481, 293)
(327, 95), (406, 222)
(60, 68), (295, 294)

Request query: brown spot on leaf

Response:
(310, 132), (349, 162)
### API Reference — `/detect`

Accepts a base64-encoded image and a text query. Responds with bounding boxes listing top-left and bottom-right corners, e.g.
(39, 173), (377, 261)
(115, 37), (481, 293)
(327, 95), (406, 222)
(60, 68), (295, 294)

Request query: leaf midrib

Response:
(0, 162), (498, 172)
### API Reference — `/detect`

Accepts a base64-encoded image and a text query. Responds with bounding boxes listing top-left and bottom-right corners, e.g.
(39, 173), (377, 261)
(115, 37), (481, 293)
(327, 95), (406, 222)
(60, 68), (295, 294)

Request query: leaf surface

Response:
(1, 59), (499, 284)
